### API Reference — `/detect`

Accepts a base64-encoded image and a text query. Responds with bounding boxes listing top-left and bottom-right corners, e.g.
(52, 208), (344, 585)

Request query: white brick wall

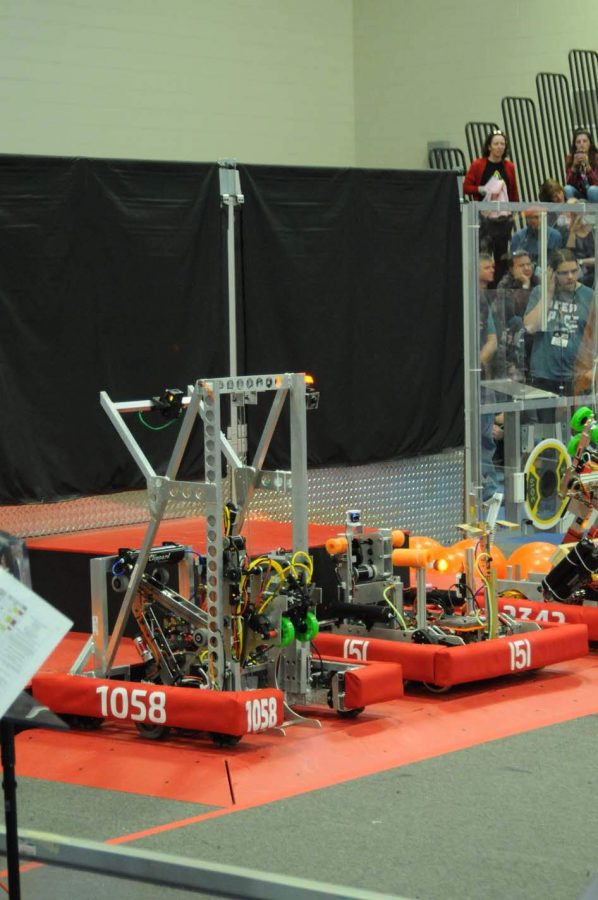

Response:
(0, 0), (355, 165)
(0, 0), (596, 168)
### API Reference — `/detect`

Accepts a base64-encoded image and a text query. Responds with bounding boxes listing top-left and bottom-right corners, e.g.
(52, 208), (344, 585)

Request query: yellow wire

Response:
(291, 550), (313, 581)
(258, 594), (275, 614)
(233, 613), (243, 659)
(264, 558), (286, 580)
(241, 556), (270, 592)
(382, 585), (408, 630)
(259, 576), (289, 614)
(247, 556), (273, 572)
(265, 564), (291, 593)
(290, 561), (312, 581)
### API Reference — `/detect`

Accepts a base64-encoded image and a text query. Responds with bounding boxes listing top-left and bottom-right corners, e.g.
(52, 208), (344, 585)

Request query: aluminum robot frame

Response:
(32, 373), (402, 744)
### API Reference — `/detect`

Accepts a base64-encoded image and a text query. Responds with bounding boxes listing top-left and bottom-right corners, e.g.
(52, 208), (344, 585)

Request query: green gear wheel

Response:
(280, 616), (296, 647)
(296, 610), (319, 643)
(567, 433), (582, 457)
(571, 406), (594, 434)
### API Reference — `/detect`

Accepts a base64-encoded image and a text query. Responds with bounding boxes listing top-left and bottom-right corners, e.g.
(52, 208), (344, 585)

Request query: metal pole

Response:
(539, 209), (548, 332)
(227, 199), (237, 381)
(0, 721), (21, 899)
(219, 161), (245, 472)
(290, 373), (309, 552)
(463, 202), (482, 522)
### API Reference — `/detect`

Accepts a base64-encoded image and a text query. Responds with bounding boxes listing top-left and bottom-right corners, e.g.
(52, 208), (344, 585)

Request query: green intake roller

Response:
(571, 406), (595, 434)
(567, 433), (582, 457)
(295, 611), (319, 642)
(280, 616), (296, 647)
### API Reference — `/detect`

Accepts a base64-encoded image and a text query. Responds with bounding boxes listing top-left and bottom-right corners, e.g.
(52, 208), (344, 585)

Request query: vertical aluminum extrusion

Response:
(289, 373), (309, 552)
(201, 381), (226, 689)
(539, 209), (548, 332)
(462, 202), (482, 522)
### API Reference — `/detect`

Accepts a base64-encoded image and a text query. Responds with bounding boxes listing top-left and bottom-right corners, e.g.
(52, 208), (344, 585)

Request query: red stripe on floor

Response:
(14, 654), (598, 810)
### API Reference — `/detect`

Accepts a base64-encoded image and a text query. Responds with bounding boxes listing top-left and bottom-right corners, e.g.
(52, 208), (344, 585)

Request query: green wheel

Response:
(591, 426), (598, 446)
(280, 616), (296, 647)
(296, 611), (319, 642)
(567, 434), (582, 457)
(571, 406), (594, 434)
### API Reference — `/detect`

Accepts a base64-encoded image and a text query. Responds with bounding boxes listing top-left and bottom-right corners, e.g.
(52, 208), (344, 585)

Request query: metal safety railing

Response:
(535, 72), (574, 185)
(568, 49), (598, 130)
(501, 97), (545, 202)
(0, 827), (399, 900)
(428, 147), (466, 172)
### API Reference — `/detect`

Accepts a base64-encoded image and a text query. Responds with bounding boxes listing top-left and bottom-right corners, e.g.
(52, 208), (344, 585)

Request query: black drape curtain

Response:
(239, 165), (463, 467)
(0, 155), (462, 504)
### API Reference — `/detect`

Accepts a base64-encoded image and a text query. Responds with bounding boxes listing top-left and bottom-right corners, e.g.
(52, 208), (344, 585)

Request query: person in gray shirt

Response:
(524, 248), (593, 400)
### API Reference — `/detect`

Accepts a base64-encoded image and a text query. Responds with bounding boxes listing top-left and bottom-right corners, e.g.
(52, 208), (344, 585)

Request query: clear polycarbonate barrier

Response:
(463, 200), (598, 540)
(0, 530), (31, 587)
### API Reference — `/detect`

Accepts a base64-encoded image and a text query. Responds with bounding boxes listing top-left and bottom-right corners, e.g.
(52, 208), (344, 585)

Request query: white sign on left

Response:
(0, 568), (72, 720)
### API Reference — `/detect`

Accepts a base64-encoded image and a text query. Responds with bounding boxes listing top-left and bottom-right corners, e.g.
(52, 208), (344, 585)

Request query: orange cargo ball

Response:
(507, 542), (557, 578)
(487, 544), (507, 578)
(451, 538), (508, 578)
(408, 535), (446, 556)
(440, 546), (466, 574)
(441, 539), (507, 578)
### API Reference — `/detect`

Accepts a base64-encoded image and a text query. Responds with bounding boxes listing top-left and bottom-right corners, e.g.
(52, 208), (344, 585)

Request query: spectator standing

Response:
(464, 130), (519, 286)
(478, 254), (500, 500)
(463, 130), (519, 201)
(496, 251), (538, 380)
(524, 248), (593, 398)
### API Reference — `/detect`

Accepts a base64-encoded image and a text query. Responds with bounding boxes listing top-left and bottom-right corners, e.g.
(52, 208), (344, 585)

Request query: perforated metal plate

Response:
(0, 448), (464, 545)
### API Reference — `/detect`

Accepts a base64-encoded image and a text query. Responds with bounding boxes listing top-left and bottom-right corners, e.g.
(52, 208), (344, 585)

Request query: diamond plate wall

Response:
(0, 492), (152, 539)
(303, 449), (464, 544)
(0, 448), (464, 545)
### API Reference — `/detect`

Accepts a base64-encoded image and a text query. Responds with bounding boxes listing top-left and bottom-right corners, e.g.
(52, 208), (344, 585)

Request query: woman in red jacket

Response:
(464, 130), (519, 285)
(564, 128), (598, 203)
(463, 130), (519, 201)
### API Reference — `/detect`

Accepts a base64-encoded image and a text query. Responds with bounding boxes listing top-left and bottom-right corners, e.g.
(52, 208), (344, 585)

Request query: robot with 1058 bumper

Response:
(31, 374), (403, 745)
